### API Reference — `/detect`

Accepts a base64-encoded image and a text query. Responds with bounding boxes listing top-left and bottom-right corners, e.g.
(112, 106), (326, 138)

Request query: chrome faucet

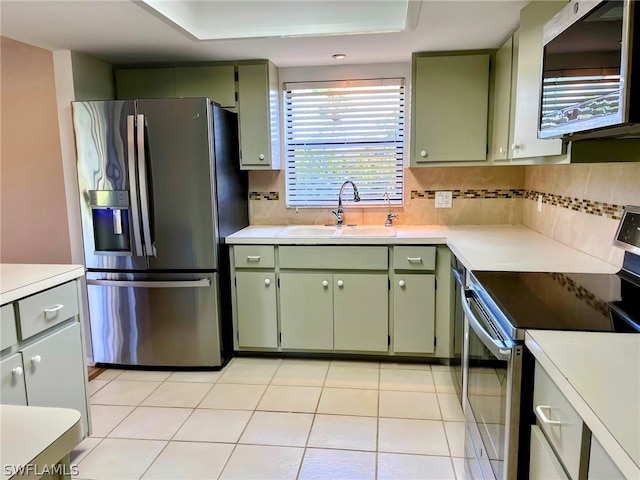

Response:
(384, 191), (398, 227)
(332, 180), (361, 225)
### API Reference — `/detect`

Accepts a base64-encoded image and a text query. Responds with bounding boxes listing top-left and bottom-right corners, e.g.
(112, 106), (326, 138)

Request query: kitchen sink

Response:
(277, 225), (338, 236)
(338, 226), (396, 237)
(277, 225), (396, 237)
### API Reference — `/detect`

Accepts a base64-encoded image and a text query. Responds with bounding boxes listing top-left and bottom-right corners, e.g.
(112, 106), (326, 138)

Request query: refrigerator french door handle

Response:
(87, 279), (211, 288)
(136, 113), (155, 257)
(127, 114), (144, 256)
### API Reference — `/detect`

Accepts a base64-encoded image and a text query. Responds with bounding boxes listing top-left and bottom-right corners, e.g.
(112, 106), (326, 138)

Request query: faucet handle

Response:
(385, 212), (398, 227)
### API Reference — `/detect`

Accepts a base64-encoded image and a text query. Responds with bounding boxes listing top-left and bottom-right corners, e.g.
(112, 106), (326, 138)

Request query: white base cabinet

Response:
(235, 271), (278, 349)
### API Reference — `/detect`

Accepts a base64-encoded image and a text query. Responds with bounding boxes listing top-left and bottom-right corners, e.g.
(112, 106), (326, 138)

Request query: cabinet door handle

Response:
(44, 304), (64, 317)
(337, 280), (344, 288)
(264, 279), (271, 286)
(511, 143), (521, 152)
(407, 257), (422, 263)
(535, 405), (562, 426)
(31, 355), (42, 365)
(258, 154), (265, 160)
(322, 280), (329, 287)
(420, 150), (428, 158)
(12, 366), (23, 377)
(247, 256), (261, 262)
(398, 280), (406, 287)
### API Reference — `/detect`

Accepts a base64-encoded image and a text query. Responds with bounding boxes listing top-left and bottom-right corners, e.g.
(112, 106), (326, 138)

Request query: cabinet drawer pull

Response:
(247, 256), (261, 262)
(12, 366), (23, 377)
(407, 257), (423, 263)
(535, 405), (562, 426)
(31, 355), (42, 365)
(44, 304), (64, 316)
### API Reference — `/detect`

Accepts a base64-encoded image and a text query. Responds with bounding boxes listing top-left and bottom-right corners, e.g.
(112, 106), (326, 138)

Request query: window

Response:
(284, 78), (405, 208)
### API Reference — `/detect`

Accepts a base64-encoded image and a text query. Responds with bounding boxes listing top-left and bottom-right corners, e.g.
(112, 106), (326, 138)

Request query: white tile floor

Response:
(72, 357), (469, 480)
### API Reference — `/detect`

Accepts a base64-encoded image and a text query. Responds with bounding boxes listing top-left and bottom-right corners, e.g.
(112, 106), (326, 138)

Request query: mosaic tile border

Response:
(249, 191), (279, 200)
(410, 189), (525, 199)
(545, 272), (609, 317)
(524, 190), (624, 220)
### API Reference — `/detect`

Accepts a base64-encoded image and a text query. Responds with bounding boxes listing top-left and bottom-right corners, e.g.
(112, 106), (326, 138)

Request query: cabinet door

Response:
(115, 68), (176, 99)
(588, 437), (624, 479)
(235, 271), (278, 348)
(279, 273), (333, 350)
(412, 54), (489, 165)
(510, 1), (565, 159)
(393, 274), (435, 354)
(21, 322), (88, 433)
(0, 353), (27, 406)
(237, 63), (279, 169)
(174, 66), (236, 108)
(334, 273), (388, 352)
(491, 36), (514, 161)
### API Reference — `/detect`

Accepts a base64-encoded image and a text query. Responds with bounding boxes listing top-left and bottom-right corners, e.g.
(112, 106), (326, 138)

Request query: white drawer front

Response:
(18, 281), (79, 340)
(534, 362), (589, 480)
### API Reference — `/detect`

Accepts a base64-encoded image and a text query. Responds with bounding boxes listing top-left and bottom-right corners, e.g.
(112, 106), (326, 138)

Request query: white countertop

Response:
(0, 405), (83, 479)
(226, 225), (619, 273)
(0, 264), (85, 305)
(526, 331), (640, 479)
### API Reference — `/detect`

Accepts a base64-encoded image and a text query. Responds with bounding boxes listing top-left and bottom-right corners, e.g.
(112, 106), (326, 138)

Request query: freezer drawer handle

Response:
(87, 279), (211, 288)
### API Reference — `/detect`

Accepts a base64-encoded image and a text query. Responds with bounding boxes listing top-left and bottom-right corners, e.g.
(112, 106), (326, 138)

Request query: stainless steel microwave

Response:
(539, 0), (639, 139)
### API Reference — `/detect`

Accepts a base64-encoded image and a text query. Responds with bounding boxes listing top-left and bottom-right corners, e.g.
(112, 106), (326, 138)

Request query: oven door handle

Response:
(461, 288), (513, 361)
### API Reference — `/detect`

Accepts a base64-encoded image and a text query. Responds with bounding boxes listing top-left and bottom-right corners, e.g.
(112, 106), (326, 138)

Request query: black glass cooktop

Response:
(472, 270), (640, 333)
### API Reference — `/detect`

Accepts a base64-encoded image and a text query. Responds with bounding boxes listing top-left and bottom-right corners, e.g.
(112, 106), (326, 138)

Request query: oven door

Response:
(462, 288), (523, 480)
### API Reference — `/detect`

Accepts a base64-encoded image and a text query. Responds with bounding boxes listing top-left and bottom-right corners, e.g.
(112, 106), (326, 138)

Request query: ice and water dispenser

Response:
(89, 190), (133, 255)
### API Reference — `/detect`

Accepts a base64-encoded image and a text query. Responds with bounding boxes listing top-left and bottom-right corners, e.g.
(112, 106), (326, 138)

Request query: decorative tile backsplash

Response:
(249, 191), (279, 200)
(545, 272), (609, 317)
(411, 189), (525, 199)
(524, 190), (624, 220)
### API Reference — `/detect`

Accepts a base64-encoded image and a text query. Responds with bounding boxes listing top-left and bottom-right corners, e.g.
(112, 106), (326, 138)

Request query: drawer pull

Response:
(535, 405), (562, 426)
(31, 355), (42, 365)
(407, 257), (423, 263)
(12, 366), (23, 377)
(247, 256), (261, 262)
(44, 304), (64, 316)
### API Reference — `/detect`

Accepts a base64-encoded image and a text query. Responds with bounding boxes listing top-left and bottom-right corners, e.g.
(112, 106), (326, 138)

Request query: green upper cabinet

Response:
(115, 65), (236, 108)
(509, 0), (567, 161)
(411, 53), (490, 166)
(237, 62), (281, 170)
(115, 67), (176, 99)
(491, 36), (514, 162)
(174, 65), (236, 108)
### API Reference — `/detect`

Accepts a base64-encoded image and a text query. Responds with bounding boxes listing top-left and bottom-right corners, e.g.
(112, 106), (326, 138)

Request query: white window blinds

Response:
(284, 78), (405, 208)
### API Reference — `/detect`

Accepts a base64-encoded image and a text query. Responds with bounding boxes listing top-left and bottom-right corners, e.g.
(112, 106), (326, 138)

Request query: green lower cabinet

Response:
(393, 274), (436, 354)
(333, 273), (388, 352)
(21, 323), (89, 433)
(235, 271), (278, 349)
(0, 352), (27, 406)
(279, 273), (333, 350)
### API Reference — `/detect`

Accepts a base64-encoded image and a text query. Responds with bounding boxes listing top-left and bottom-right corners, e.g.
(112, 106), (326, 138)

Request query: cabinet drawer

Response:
(530, 425), (570, 480)
(534, 363), (589, 480)
(279, 246), (388, 270)
(1, 304), (17, 351)
(233, 245), (275, 268)
(393, 246), (436, 271)
(18, 281), (79, 340)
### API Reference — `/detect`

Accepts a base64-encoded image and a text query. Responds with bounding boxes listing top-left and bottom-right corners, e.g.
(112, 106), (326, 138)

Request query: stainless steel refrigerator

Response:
(72, 98), (248, 368)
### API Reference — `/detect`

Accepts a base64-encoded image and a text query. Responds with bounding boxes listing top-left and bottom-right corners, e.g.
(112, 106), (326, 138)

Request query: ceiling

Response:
(0, 0), (528, 67)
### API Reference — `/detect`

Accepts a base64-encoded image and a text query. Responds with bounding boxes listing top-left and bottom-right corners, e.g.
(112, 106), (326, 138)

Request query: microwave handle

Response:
(461, 288), (513, 361)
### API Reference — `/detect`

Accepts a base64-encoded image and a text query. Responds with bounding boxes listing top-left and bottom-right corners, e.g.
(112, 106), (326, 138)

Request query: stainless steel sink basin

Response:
(277, 225), (396, 237)
(338, 226), (396, 237)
